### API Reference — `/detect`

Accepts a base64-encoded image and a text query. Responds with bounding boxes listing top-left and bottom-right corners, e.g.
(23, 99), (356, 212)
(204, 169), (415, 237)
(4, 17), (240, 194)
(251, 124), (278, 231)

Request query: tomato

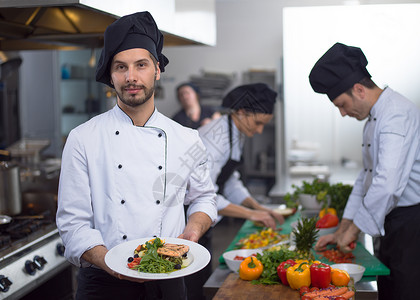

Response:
(320, 249), (355, 264)
(299, 286), (310, 296)
(127, 257), (141, 269)
(234, 255), (246, 261)
(301, 296), (312, 300)
(309, 287), (319, 292)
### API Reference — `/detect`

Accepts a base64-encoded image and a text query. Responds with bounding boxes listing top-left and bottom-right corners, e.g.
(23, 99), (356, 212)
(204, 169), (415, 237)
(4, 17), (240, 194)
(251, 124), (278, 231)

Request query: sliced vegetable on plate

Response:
(127, 237), (190, 273)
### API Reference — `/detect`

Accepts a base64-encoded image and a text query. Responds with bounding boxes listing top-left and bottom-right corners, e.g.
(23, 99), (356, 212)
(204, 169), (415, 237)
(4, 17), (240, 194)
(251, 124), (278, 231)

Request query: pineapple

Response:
(292, 216), (319, 261)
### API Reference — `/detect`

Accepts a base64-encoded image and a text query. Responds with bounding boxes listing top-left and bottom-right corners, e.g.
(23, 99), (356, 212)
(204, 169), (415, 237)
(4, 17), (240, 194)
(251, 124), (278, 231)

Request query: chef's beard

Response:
(116, 78), (156, 108)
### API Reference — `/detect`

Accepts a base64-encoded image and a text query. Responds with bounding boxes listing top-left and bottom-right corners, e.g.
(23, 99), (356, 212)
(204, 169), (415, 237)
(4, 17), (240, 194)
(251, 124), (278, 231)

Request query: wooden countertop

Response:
(212, 273), (300, 300)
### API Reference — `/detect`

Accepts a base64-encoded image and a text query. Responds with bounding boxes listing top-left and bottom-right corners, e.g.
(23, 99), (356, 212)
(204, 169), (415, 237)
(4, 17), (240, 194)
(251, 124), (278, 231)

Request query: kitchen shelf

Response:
(58, 50), (106, 142)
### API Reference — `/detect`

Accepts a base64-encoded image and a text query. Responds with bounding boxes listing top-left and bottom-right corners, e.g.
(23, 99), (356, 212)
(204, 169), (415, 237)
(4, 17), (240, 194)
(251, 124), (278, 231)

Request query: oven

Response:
(0, 195), (76, 299)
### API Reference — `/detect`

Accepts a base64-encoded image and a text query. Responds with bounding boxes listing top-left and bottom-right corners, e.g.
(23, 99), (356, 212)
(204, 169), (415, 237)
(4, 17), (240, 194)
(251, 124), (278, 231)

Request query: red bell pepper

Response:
(277, 259), (296, 285)
(310, 262), (331, 288)
(316, 213), (339, 228)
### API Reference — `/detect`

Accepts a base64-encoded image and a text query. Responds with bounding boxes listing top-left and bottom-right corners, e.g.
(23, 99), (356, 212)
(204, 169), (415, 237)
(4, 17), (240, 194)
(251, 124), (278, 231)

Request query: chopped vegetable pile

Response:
(319, 249), (355, 264)
(237, 228), (289, 249)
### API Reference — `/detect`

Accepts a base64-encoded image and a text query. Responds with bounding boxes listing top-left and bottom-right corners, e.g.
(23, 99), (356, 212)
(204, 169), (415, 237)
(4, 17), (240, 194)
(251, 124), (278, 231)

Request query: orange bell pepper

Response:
(239, 256), (263, 281)
(331, 268), (350, 286)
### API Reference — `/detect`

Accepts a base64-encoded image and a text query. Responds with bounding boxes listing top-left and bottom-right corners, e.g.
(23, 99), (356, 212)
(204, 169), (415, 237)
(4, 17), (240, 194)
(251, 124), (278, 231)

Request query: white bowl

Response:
(299, 194), (324, 210)
(222, 249), (263, 273)
(331, 263), (366, 283)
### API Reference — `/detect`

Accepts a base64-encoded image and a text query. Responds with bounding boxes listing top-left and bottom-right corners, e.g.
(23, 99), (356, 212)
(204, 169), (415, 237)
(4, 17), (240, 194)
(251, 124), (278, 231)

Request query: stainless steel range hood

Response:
(0, 0), (216, 51)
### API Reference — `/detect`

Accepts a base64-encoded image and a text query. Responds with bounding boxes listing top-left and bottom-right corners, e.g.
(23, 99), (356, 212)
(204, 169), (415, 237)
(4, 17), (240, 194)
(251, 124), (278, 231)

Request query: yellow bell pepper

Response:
(286, 262), (311, 290)
(319, 207), (337, 218)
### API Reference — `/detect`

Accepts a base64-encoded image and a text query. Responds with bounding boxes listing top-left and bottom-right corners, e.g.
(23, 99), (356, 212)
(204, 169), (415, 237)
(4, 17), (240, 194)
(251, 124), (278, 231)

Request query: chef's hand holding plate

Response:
(179, 211), (213, 243)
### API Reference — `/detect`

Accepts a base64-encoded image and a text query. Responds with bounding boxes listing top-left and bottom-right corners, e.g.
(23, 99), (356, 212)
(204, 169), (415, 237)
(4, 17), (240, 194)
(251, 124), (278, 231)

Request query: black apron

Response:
(215, 115), (243, 195)
(377, 202), (420, 300)
(76, 267), (186, 300)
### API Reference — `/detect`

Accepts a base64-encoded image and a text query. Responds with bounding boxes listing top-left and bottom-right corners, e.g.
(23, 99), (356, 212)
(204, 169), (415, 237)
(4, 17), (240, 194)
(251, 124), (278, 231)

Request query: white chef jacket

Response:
(198, 115), (251, 211)
(343, 87), (420, 237)
(56, 105), (217, 267)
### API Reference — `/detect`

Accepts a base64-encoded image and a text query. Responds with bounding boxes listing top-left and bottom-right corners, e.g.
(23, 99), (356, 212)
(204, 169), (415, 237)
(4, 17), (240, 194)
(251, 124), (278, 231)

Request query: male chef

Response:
(56, 11), (217, 300)
(310, 42), (420, 300)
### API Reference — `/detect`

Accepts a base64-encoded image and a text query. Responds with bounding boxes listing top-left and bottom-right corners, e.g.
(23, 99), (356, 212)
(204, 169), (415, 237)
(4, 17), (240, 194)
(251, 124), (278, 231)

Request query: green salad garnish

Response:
(131, 238), (180, 273)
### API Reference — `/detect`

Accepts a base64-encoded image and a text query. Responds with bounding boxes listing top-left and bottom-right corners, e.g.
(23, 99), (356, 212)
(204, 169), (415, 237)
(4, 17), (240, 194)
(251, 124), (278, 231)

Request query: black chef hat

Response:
(309, 42), (371, 101)
(222, 83), (277, 114)
(96, 11), (169, 88)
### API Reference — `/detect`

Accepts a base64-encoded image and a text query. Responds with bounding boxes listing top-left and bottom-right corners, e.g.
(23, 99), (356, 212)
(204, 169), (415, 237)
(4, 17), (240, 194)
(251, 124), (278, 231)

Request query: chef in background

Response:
(172, 82), (220, 129)
(199, 83), (285, 226)
(56, 11), (217, 300)
(310, 42), (420, 300)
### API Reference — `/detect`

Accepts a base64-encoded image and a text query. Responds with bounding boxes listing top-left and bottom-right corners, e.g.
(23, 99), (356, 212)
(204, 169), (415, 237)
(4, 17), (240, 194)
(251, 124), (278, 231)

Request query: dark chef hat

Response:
(96, 11), (169, 88)
(222, 83), (277, 114)
(309, 42), (371, 101)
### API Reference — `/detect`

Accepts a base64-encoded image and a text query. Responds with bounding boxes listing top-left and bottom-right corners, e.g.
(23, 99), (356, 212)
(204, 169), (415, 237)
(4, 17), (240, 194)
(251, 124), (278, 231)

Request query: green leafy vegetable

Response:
(251, 247), (297, 285)
(284, 179), (353, 219)
(328, 182), (353, 219)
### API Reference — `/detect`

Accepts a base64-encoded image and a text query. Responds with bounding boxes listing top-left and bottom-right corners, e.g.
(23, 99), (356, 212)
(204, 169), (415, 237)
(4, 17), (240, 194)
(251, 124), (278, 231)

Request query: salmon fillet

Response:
(157, 243), (189, 257)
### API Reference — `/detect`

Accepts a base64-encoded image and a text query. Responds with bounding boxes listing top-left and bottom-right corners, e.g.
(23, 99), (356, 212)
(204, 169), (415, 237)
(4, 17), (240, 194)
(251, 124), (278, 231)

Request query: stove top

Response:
(0, 215), (56, 263)
(0, 212), (70, 299)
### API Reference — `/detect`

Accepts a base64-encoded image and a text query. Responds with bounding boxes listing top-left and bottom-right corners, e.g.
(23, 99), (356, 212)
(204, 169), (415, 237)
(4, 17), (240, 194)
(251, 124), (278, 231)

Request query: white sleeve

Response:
(56, 130), (104, 267)
(342, 169), (364, 220)
(221, 170), (251, 205)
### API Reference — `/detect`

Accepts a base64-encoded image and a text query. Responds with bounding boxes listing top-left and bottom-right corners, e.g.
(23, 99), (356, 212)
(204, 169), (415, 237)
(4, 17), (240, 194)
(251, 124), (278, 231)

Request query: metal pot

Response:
(0, 159), (22, 216)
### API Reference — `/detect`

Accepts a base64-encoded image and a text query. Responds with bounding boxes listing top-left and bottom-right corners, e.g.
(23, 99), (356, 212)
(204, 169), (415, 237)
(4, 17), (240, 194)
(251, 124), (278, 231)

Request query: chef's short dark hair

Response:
(344, 77), (377, 96)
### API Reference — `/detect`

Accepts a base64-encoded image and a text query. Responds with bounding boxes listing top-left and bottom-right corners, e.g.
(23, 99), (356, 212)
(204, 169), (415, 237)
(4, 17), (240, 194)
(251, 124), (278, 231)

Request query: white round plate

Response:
(105, 237), (210, 280)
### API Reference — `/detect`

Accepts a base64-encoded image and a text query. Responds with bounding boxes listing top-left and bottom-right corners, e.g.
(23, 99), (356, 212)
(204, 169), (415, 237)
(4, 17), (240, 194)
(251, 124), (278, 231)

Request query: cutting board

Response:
(313, 243), (390, 276)
(212, 273), (300, 300)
